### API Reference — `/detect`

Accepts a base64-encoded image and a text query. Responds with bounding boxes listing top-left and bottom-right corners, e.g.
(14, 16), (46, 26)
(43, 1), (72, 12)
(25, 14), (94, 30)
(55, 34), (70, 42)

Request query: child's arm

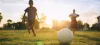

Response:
(34, 7), (39, 19)
(24, 11), (26, 16)
(35, 11), (39, 20)
(22, 11), (27, 23)
(36, 13), (39, 19)
(69, 14), (72, 18)
(77, 14), (79, 17)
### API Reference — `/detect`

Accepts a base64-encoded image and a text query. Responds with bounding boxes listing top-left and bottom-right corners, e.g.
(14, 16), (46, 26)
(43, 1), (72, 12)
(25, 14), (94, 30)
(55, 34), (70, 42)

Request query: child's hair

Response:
(29, 0), (33, 4)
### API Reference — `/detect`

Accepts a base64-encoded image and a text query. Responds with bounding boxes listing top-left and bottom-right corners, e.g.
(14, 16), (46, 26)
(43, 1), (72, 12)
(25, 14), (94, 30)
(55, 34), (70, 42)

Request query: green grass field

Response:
(0, 29), (100, 45)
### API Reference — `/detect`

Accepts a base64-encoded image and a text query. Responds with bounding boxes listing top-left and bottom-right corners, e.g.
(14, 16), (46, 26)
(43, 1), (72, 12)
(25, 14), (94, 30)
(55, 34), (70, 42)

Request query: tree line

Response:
(0, 12), (100, 31)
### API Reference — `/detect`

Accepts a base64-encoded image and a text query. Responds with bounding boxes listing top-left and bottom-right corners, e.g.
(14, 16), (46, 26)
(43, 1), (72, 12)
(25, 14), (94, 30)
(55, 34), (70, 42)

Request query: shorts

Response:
(70, 23), (77, 29)
(28, 19), (35, 27)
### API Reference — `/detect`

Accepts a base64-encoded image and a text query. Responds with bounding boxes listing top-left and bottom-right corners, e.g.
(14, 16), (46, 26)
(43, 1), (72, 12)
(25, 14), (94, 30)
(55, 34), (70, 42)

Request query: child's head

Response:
(73, 9), (75, 13)
(29, 0), (33, 7)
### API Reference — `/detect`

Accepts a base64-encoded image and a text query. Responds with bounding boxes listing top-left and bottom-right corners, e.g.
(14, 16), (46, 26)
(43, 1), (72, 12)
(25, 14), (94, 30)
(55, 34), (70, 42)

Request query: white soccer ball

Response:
(58, 28), (73, 44)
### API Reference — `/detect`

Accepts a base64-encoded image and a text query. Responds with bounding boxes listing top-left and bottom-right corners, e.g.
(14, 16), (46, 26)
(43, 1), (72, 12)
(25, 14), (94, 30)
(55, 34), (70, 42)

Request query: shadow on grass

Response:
(76, 34), (100, 45)
(0, 38), (19, 42)
(0, 38), (12, 42)
(96, 42), (100, 45)
(76, 34), (100, 41)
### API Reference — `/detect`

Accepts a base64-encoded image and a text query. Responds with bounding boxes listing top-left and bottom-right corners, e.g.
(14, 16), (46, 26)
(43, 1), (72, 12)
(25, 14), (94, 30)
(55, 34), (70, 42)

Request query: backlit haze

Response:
(0, 0), (100, 28)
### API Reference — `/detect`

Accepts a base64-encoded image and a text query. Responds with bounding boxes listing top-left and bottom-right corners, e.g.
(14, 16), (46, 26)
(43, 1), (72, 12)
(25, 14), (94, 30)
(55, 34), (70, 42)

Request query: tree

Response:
(13, 22), (26, 29)
(77, 20), (83, 30)
(39, 13), (47, 28)
(91, 23), (98, 30)
(7, 19), (13, 28)
(3, 19), (13, 29)
(34, 19), (39, 29)
(91, 23), (100, 31)
(83, 23), (90, 30)
(0, 12), (3, 23)
(7, 19), (12, 24)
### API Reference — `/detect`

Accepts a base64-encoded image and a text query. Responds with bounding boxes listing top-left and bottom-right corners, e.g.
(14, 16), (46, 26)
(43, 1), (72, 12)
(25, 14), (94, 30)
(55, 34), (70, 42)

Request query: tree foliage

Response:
(0, 12), (3, 23)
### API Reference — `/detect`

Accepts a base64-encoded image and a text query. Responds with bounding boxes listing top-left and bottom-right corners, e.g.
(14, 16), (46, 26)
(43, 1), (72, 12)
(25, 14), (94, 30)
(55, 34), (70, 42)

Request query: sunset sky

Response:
(0, 0), (100, 27)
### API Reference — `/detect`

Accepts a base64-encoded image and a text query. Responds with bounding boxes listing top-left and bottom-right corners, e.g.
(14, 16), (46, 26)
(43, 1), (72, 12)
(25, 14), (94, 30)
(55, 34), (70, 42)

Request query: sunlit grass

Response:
(0, 29), (100, 45)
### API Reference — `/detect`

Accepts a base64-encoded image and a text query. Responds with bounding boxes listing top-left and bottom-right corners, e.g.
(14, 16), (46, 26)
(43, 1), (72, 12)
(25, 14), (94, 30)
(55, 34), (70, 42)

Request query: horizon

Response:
(0, 0), (100, 28)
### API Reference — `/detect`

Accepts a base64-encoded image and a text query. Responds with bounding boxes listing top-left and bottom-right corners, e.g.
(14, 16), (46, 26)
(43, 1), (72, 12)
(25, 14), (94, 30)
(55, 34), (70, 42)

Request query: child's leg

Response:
(70, 28), (75, 34)
(31, 21), (36, 36)
(29, 20), (36, 36)
(28, 21), (32, 34)
(70, 22), (77, 34)
(28, 24), (31, 34)
(31, 26), (36, 36)
(70, 24), (75, 34)
(72, 28), (75, 34)
(29, 24), (36, 36)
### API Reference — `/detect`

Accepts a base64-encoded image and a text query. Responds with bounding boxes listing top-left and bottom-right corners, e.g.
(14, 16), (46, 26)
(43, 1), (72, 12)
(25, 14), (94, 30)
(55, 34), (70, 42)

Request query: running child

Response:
(23, 0), (38, 36)
(69, 9), (79, 34)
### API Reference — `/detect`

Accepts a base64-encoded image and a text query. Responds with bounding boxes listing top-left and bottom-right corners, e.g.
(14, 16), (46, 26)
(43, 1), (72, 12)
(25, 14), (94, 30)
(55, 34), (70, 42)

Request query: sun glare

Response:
(0, 0), (98, 28)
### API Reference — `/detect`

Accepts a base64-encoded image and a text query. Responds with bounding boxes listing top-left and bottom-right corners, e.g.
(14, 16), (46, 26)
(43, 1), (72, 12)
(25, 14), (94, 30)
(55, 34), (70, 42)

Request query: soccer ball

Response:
(58, 28), (73, 44)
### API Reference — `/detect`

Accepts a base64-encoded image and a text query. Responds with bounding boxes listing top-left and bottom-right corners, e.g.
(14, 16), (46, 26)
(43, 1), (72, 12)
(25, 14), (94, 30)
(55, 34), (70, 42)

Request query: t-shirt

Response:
(69, 13), (79, 24)
(25, 7), (37, 20)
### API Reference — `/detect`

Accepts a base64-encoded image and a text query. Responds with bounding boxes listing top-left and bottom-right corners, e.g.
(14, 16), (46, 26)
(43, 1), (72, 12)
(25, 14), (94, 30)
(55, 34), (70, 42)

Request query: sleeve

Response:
(24, 7), (28, 12)
(34, 7), (37, 15)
